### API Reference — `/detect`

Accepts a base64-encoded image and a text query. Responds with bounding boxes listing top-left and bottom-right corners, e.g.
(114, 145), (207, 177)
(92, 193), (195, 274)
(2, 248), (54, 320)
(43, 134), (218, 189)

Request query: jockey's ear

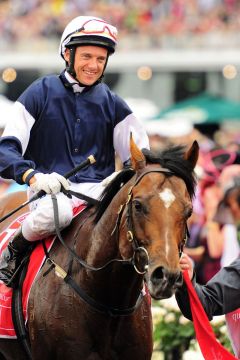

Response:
(130, 133), (146, 171)
(184, 140), (199, 170)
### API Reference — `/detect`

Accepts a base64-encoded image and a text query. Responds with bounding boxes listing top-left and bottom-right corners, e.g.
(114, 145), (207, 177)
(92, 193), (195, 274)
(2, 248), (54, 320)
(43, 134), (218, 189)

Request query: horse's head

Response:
(119, 136), (199, 300)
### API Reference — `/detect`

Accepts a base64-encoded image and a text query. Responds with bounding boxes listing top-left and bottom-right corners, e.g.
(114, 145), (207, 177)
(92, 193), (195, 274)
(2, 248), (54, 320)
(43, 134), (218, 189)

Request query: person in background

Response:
(178, 169), (240, 358)
(178, 251), (240, 358)
(184, 148), (240, 284)
(0, 15), (149, 287)
(213, 165), (240, 267)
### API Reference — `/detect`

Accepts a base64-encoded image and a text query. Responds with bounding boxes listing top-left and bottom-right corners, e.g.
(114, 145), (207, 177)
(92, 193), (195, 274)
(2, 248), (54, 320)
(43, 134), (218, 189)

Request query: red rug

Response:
(0, 205), (85, 338)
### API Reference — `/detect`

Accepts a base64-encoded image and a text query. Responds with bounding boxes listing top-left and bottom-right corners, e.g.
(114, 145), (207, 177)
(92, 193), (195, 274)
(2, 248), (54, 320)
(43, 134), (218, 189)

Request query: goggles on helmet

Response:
(60, 16), (118, 58)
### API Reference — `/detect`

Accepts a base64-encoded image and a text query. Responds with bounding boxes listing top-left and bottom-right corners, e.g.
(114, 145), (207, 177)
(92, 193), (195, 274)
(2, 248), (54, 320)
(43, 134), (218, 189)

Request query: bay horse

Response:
(0, 137), (199, 360)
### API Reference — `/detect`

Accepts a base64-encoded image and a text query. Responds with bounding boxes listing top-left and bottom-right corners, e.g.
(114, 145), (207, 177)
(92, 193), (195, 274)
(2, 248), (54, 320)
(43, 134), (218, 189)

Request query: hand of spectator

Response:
(30, 172), (70, 194)
(179, 253), (194, 280)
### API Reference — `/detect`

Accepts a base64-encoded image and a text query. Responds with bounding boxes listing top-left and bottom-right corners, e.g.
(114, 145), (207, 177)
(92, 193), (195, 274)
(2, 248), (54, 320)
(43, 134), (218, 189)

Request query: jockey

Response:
(0, 16), (149, 287)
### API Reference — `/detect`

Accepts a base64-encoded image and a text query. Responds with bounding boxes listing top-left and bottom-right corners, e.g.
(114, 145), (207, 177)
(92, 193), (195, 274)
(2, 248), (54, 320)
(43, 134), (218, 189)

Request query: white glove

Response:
(30, 172), (70, 194)
(101, 171), (121, 187)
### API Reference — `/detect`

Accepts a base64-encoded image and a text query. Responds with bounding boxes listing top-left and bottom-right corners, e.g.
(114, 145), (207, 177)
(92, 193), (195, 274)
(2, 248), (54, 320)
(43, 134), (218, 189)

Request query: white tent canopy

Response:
(125, 97), (159, 123)
(0, 95), (14, 128)
(145, 118), (194, 138)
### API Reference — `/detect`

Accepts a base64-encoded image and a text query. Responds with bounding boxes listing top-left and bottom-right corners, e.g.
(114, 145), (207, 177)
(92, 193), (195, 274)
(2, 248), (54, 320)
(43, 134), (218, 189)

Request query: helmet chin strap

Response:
(66, 47), (77, 78)
(66, 46), (109, 87)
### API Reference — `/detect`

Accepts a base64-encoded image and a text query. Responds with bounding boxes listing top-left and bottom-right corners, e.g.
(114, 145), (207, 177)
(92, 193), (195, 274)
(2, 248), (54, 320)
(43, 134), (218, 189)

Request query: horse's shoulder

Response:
(61, 205), (96, 241)
(72, 205), (96, 230)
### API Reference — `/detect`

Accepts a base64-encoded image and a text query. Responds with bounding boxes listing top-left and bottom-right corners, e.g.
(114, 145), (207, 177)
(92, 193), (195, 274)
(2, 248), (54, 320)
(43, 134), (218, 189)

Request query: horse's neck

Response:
(76, 182), (144, 307)
(85, 189), (127, 267)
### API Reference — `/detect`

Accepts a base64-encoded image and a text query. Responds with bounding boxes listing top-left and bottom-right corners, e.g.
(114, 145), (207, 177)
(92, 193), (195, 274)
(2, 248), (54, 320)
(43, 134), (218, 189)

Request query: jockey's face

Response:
(64, 45), (108, 85)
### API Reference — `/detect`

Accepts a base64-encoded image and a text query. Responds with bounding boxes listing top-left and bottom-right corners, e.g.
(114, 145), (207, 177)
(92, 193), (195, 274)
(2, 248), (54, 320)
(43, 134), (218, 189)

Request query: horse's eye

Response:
(133, 200), (143, 212)
(186, 207), (193, 219)
(185, 207), (193, 220)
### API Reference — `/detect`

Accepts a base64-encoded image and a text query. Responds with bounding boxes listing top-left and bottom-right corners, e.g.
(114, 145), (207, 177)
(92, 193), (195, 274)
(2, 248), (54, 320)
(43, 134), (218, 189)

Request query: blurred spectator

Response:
(213, 165), (240, 266)
(185, 147), (240, 284)
(197, 0), (222, 14)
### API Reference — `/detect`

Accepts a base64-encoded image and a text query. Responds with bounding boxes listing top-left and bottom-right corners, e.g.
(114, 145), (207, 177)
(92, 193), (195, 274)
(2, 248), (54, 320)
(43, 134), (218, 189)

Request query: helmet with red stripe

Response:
(59, 16), (117, 58)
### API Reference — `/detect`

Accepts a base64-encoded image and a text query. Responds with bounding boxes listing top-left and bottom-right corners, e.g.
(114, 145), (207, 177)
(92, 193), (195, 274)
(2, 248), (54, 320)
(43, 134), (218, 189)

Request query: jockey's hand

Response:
(30, 172), (70, 194)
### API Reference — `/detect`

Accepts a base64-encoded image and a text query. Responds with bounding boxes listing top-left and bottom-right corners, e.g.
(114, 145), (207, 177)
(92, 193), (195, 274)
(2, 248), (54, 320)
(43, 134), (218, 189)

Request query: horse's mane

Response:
(94, 144), (197, 223)
(94, 168), (135, 223)
(142, 145), (197, 199)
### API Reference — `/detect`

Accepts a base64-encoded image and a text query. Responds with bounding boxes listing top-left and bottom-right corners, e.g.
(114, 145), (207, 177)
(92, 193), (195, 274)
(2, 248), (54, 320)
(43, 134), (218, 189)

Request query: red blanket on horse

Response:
(0, 205), (86, 338)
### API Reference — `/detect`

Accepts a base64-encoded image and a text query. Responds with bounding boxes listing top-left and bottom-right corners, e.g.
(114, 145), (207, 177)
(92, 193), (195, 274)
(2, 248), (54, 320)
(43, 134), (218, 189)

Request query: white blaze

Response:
(159, 188), (176, 208)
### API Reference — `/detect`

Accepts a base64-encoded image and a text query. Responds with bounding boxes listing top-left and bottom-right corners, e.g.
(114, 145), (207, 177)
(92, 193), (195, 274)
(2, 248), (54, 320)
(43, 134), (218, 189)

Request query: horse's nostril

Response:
(151, 267), (164, 284)
(151, 267), (183, 288)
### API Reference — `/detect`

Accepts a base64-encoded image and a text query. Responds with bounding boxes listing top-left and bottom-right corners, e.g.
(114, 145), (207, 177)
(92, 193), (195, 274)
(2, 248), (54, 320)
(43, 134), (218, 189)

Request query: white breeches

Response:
(22, 181), (105, 241)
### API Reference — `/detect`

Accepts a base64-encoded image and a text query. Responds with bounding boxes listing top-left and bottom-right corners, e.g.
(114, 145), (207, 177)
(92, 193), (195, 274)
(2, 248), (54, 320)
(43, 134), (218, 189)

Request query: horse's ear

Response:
(184, 140), (199, 169)
(130, 133), (146, 170)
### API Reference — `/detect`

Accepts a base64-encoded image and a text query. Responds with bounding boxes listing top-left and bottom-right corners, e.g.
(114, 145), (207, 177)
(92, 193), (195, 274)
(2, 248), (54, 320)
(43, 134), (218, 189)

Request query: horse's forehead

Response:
(136, 172), (186, 193)
(134, 173), (189, 208)
(159, 188), (176, 209)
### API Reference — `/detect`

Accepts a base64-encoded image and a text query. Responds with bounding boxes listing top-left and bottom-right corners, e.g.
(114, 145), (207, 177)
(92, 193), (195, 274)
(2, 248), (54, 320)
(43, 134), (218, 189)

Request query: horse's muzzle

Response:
(147, 267), (183, 300)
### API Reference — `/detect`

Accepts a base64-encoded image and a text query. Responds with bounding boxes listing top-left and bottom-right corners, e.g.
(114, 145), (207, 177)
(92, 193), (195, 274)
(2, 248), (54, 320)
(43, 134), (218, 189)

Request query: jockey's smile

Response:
(64, 45), (108, 86)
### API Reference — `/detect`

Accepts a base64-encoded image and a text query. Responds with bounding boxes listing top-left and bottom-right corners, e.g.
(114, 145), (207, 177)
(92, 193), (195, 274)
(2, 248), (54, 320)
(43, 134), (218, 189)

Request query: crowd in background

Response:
(186, 139), (240, 284)
(1, 0), (240, 51)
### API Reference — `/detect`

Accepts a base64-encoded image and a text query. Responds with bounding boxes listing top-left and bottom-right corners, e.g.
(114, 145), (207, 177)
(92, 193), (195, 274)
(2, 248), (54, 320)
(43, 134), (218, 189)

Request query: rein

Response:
(45, 194), (141, 317)
(50, 195), (132, 272)
(45, 166), (189, 316)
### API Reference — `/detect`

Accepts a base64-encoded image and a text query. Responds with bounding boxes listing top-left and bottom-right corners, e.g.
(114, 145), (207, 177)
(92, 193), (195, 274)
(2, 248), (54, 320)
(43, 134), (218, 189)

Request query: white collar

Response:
(64, 71), (85, 93)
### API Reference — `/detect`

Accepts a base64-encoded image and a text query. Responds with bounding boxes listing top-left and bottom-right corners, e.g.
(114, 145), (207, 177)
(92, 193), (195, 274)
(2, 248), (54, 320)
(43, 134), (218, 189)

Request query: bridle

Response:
(123, 168), (172, 274)
(123, 167), (189, 274)
(44, 166), (189, 315)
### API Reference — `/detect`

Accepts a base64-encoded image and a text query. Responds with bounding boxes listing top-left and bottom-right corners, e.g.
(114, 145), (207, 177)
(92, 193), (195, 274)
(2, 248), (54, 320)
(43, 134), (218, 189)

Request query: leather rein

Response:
(44, 167), (189, 316)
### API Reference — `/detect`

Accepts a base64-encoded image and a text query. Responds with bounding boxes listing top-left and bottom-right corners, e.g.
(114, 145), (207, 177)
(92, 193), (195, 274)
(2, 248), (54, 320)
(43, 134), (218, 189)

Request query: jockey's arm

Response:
(0, 101), (36, 184)
(113, 97), (149, 165)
